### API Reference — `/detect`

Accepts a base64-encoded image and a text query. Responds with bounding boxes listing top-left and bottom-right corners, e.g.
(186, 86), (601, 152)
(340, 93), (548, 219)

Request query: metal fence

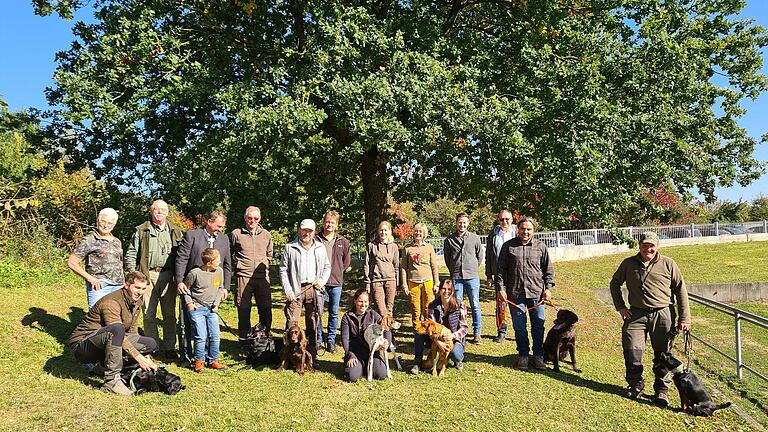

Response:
(688, 293), (768, 382)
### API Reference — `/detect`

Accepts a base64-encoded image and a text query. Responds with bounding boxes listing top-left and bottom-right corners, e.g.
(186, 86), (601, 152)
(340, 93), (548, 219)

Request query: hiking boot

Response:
(454, 361), (464, 371)
(326, 341), (337, 354)
(209, 359), (227, 370)
(532, 355), (546, 370)
(409, 364), (420, 375)
(625, 384), (644, 400)
(194, 360), (205, 373)
(493, 333), (506, 343)
(101, 376), (133, 396)
(517, 356), (529, 370)
(471, 334), (482, 345)
(653, 390), (669, 408)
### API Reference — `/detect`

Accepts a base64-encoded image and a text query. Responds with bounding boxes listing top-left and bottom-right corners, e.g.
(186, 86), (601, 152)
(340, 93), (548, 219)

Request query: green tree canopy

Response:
(35, 0), (768, 237)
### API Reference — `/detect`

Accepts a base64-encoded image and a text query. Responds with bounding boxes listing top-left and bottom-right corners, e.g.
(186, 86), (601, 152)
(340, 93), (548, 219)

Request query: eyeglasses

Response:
(246, 217), (260, 221)
(499, 218), (511, 221)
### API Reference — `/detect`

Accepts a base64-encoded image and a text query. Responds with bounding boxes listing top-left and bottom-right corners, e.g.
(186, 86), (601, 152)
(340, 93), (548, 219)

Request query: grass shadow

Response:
(530, 367), (657, 407)
(21, 306), (100, 387)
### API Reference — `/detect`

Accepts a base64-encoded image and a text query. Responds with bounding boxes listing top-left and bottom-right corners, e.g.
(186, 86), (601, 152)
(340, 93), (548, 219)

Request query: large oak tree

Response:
(35, 0), (767, 237)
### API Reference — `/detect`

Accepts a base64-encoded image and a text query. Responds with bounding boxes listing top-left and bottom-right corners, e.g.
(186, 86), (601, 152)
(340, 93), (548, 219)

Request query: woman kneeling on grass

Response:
(410, 279), (469, 374)
(340, 289), (392, 382)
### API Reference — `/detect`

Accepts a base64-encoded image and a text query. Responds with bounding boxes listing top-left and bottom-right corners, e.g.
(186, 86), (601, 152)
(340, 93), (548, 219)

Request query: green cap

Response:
(639, 232), (659, 246)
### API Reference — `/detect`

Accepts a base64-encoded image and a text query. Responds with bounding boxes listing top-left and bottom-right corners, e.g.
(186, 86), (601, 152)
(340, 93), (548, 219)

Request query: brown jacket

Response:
(68, 288), (142, 357)
(364, 240), (400, 285)
(230, 225), (273, 280)
(610, 252), (691, 324)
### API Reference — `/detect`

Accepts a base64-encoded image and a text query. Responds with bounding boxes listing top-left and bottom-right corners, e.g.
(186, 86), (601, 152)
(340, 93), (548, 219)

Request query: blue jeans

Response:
(453, 278), (482, 335)
(511, 298), (546, 356)
(317, 286), (341, 345)
(85, 280), (123, 310)
(414, 333), (465, 364)
(188, 306), (221, 362)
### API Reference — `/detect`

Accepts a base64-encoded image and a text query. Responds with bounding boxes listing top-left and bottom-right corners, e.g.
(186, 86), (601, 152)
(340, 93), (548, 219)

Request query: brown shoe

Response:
(517, 355), (529, 370)
(532, 355), (546, 370)
(209, 359), (227, 370)
(194, 360), (205, 373)
(471, 334), (482, 345)
(653, 390), (669, 408)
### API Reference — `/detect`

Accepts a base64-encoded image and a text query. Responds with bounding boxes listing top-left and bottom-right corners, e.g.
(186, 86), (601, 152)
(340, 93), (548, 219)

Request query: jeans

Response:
(317, 286), (342, 345)
(453, 278), (481, 335)
(188, 306), (221, 362)
(413, 333), (465, 364)
(511, 297), (545, 356)
(85, 280), (123, 310)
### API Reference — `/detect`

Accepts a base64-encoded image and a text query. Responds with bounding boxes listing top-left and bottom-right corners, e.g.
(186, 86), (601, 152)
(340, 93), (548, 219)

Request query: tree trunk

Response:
(360, 145), (389, 242)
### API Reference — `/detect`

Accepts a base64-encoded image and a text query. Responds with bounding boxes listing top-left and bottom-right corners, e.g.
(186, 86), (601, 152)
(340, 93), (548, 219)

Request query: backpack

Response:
(243, 323), (283, 368)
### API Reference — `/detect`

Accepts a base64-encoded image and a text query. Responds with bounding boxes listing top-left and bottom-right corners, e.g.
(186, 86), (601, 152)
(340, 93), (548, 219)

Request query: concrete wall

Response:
(593, 282), (768, 306)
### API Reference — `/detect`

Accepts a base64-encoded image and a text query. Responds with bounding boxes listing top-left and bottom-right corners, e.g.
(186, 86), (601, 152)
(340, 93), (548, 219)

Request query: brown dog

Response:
(414, 319), (454, 377)
(276, 323), (314, 374)
(543, 309), (581, 372)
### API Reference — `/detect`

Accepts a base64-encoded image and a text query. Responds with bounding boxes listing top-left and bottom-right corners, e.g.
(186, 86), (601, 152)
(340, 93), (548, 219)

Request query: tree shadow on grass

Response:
(21, 306), (101, 387)
(531, 367), (657, 407)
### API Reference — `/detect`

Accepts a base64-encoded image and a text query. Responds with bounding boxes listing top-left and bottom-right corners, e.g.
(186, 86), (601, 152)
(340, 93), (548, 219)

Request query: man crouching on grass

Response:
(69, 271), (158, 395)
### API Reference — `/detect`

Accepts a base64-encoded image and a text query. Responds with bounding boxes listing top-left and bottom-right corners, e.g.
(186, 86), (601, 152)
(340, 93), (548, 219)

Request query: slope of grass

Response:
(2, 242), (767, 431)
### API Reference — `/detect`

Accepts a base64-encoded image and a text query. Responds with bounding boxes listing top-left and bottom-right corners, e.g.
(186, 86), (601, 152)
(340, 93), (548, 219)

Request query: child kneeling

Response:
(184, 248), (228, 372)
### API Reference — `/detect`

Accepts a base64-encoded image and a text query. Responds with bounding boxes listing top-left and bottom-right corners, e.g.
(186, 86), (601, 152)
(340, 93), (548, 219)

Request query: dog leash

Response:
(217, 313), (240, 338)
(683, 330), (692, 371)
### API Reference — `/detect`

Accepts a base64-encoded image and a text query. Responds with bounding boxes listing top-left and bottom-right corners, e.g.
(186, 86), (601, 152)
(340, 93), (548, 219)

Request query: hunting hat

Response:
(639, 231), (659, 246)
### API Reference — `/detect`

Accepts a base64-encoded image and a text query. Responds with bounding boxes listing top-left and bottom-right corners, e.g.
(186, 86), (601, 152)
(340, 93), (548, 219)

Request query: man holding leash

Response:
(485, 209), (517, 343)
(230, 206), (274, 343)
(610, 231), (691, 407)
(280, 219), (331, 369)
(69, 271), (159, 396)
(494, 216), (554, 370)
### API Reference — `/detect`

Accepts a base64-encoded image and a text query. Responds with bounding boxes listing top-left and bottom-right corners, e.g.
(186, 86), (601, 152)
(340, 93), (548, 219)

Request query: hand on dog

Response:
(346, 357), (358, 368)
(136, 353), (158, 372)
(618, 308), (632, 320)
(435, 340), (450, 353)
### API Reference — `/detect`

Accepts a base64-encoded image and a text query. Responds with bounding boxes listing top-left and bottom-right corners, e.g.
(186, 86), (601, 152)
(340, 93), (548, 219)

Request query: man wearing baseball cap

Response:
(609, 231), (691, 407)
(279, 218), (331, 368)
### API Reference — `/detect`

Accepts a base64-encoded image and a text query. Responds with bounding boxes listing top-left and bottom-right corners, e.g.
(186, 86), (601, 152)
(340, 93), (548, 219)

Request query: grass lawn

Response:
(2, 242), (767, 431)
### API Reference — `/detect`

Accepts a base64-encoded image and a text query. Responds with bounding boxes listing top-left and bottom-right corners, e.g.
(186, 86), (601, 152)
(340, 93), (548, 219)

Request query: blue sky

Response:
(1, 1), (767, 202)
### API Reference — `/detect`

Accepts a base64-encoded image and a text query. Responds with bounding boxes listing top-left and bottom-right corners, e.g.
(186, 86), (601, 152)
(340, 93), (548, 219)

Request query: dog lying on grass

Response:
(543, 309), (581, 373)
(121, 366), (184, 395)
(655, 352), (731, 416)
(415, 319), (454, 377)
(276, 323), (314, 374)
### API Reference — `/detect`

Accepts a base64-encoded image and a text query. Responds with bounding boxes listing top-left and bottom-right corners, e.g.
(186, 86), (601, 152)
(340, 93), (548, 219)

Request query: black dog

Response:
(543, 309), (581, 372)
(655, 352), (731, 416)
(121, 366), (185, 395)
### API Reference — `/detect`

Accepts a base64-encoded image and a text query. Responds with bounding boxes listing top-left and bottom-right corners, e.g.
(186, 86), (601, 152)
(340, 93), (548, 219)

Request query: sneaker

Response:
(194, 360), (205, 373)
(454, 361), (464, 371)
(653, 390), (669, 408)
(517, 356), (529, 370)
(493, 333), (505, 343)
(209, 359), (227, 370)
(409, 364), (420, 375)
(625, 384), (644, 400)
(471, 334), (482, 345)
(101, 376), (133, 396)
(531, 355), (546, 370)
(326, 341), (337, 354)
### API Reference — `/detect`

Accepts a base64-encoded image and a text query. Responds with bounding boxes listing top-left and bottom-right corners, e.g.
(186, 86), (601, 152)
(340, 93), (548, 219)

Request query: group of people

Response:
(66, 201), (691, 408)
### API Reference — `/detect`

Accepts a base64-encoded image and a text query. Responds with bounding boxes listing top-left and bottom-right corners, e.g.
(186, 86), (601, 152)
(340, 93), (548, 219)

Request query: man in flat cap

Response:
(609, 232), (691, 408)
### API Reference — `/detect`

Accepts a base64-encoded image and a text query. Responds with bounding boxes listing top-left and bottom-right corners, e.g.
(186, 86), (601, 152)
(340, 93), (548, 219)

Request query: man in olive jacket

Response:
(124, 199), (183, 358)
(610, 231), (691, 407)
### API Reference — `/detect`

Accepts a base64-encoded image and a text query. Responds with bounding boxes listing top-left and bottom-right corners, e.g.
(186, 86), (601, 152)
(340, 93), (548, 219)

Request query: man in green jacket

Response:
(124, 199), (183, 358)
(610, 232), (691, 408)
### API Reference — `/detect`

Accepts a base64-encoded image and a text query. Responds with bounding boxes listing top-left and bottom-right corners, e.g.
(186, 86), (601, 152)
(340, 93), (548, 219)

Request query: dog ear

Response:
(413, 320), (427, 334)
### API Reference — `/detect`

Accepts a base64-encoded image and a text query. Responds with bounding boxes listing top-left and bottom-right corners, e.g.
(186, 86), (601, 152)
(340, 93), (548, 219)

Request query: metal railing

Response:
(688, 293), (768, 382)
